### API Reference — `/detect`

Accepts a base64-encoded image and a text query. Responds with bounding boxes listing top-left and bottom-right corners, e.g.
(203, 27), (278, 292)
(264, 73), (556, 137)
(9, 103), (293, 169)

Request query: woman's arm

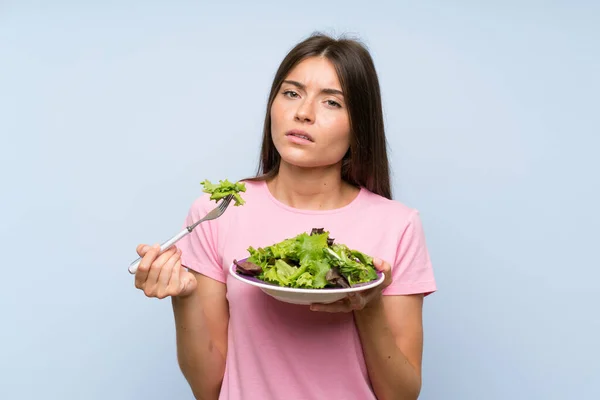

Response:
(172, 271), (229, 400)
(354, 294), (424, 400)
(311, 257), (426, 400)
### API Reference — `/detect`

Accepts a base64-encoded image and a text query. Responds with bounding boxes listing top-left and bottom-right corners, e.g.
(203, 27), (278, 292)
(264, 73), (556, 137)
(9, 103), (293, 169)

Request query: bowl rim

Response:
(228, 258), (385, 294)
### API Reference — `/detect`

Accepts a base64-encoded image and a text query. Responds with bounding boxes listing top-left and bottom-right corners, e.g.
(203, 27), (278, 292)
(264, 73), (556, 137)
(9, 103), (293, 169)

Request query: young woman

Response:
(134, 33), (437, 400)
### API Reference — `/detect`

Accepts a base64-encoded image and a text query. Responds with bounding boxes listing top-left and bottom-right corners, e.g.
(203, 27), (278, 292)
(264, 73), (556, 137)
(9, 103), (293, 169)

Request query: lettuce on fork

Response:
(233, 228), (379, 289)
(201, 179), (246, 206)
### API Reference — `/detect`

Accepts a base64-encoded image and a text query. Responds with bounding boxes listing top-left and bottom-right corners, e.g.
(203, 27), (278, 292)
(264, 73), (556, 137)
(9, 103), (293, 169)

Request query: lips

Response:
(285, 130), (314, 142)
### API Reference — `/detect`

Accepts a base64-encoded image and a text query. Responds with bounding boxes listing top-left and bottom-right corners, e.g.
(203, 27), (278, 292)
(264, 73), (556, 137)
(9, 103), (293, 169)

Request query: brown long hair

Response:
(249, 32), (392, 199)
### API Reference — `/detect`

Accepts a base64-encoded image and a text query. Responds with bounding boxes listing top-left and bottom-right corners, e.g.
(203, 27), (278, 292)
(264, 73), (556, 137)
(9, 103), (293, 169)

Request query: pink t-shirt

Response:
(177, 180), (436, 400)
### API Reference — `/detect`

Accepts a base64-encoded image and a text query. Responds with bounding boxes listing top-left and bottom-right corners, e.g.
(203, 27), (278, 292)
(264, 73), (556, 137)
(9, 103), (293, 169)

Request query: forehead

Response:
(285, 57), (342, 90)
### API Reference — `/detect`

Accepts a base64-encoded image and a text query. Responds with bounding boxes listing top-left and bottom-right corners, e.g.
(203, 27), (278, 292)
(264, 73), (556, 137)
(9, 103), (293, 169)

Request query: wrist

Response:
(354, 293), (384, 319)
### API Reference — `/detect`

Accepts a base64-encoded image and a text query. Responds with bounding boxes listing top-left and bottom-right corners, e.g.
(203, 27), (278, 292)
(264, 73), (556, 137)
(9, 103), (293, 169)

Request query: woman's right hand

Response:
(134, 244), (197, 299)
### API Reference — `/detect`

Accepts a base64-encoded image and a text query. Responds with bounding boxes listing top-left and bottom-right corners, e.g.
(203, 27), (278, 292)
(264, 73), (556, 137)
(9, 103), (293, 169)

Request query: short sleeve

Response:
(176, 195), (226, 283)
(382, 210), (437, 296)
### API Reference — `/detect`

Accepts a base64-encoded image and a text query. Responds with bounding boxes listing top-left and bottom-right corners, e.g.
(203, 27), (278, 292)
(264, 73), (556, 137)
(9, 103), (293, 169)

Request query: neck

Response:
(267, 161), (359, 210)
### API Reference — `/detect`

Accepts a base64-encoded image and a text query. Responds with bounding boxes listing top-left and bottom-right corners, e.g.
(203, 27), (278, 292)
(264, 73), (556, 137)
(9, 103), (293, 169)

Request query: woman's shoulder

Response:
(358, 187), (419, 222)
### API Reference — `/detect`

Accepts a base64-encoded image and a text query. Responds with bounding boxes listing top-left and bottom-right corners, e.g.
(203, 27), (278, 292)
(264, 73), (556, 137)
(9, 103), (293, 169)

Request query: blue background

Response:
(1, 1), (598, 399)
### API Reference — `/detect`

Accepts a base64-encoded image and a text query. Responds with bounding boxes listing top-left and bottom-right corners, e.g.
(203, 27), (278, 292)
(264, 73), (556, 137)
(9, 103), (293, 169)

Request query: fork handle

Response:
(128, 227), (190, 274)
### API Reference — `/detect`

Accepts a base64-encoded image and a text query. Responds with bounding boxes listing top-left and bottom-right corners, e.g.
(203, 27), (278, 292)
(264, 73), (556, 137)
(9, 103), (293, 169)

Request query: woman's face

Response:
(270, 56), (351, 169)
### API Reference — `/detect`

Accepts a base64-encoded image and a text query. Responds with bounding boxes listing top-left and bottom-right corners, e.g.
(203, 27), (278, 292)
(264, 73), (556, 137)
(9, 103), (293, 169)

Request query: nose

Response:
(294, 99), (315, 124)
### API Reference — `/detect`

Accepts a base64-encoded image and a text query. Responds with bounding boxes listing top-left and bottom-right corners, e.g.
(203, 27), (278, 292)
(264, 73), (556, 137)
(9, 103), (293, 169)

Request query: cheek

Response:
(270, 104), (281, 139)
(323, 117), (351, 149)
(270, 103), (279, 128)
(316, 127), (351, 165)
(270, 101), (289, 135)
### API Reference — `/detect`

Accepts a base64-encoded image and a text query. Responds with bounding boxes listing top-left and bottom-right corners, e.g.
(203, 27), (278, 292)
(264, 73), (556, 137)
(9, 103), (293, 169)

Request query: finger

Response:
(155, 251), (181, 298)
(136, 244), (150, 257)
(347, 293), (367, 310)
(373, 257), (393, 286)
(134, 244), (157, 289)
(145, 245), (177, 290)
(363, 289), (384, 308)
(373, 257), (388, 271)
(310, 299), (352, 313)
(168, 252), (182, 292)
(180, 267), (196, 296)
(360, 287), (379, 299)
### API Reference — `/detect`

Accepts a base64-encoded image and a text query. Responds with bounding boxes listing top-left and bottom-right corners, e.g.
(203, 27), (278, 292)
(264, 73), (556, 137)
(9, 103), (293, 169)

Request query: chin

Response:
(279, 153), (342, 170)
(280, 155), (318, 168)
(275, 142), (345, 169)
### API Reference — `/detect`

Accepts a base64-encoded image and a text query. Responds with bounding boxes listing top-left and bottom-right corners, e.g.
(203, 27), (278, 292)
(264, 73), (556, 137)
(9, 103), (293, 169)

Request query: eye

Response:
(326, 100), (342, 108)
(283, 90), (299, 98)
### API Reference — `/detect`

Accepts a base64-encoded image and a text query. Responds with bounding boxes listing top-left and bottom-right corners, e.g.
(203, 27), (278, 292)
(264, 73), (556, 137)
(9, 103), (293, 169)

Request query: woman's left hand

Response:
(310, 257), (392, 313)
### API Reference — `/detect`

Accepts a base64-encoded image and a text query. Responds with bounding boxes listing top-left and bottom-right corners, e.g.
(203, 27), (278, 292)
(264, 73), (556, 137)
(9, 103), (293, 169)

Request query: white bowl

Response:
(228, 259), (385, 305)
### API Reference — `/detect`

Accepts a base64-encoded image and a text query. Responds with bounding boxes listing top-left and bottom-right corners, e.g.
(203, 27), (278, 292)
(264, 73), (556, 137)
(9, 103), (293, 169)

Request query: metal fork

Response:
(128, 195), (234, 274)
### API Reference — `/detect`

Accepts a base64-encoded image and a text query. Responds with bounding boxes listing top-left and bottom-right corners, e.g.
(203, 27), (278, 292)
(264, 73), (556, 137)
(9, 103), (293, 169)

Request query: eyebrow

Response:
(283, 80), (344, 97)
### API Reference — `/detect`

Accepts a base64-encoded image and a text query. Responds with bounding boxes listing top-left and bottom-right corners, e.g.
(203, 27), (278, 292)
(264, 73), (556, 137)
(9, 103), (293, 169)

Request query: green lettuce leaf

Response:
(201, 179), (246, 206)
(239, 228), (379, 289)
(295, 272), (315, 288)
(324, 244), (378, 286)
(303, 258), (331, 288)
(261, 259), (307, 286)
(268, 237), (299, 261)
(296, 232), (329, 264)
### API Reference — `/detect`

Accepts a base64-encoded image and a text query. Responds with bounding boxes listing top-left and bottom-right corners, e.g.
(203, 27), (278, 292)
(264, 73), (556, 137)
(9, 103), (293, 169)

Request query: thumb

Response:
(372, 257), (384, 271)
(180, 272), (197, 296)
(136, 244), (151, 257)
